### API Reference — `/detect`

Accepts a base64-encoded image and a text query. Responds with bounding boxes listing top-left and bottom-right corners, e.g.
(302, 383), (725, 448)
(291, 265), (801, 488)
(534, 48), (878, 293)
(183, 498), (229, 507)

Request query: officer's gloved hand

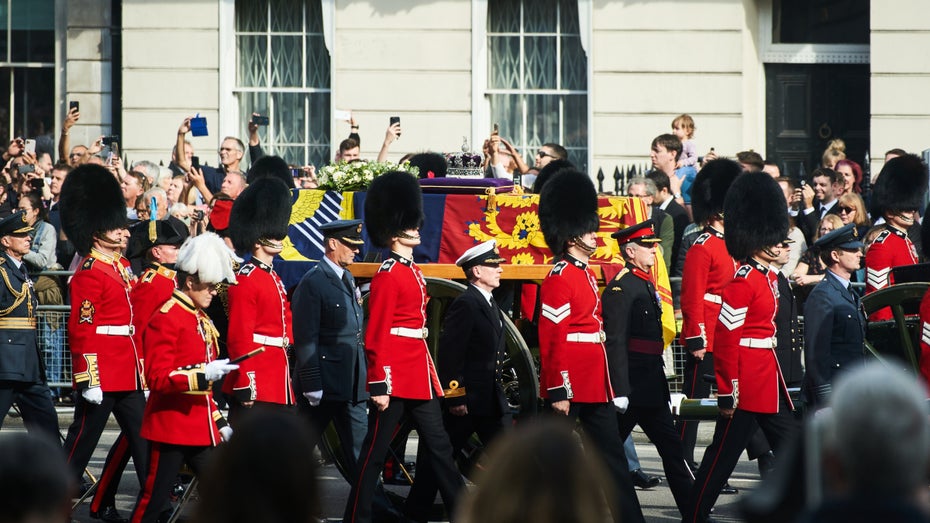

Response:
(303, 390), (323, 407)
(612, 396), (629, 414)
(219, 426), (233, 442)
(82, 386), (103, 405)
(144, 389), (150, 401)
(205, 359), (239, 381)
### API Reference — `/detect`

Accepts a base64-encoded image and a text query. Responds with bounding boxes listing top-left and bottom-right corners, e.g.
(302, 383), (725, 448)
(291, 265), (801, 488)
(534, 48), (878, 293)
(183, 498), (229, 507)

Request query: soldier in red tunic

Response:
(343, 171), (463, 523)
(222, 177), (296, 421)
(675, 160), (740, 470)
(90, 219), (187, 522)
(865, 154), (926, 320)
(537, 168), (644, 523)
(130, 232), (240, 523)
(59, 166), (147, 523)
(683, 172), (801, 523)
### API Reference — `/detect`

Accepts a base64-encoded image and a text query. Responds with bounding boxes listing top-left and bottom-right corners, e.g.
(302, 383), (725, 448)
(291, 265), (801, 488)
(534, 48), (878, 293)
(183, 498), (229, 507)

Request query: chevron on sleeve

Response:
(719, 302), (748, 331)
(923, 322), (930, 347)
(867, 267), (891, 289)
(541, 302), (571, 324)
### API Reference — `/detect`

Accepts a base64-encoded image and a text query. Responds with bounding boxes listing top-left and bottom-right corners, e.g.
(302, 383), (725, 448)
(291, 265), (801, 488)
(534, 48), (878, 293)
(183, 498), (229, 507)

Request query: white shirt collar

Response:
(321, 255), (344, 279)
(826, 269), (850, 289)
(471, 283), (493, 305)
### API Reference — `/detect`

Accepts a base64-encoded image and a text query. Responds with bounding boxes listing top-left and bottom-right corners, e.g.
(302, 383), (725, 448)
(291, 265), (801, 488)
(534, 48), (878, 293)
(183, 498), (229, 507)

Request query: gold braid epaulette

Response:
(0, 263), (29, 317)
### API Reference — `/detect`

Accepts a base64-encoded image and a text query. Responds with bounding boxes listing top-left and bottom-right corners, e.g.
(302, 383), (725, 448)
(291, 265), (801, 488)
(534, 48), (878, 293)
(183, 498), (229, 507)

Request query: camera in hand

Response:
(19, 164), (36, 175)
(192, 209), (205, 221)
(102, 135), (119, 146)
(28, 177), (43, 190)
(69, 101), (79, 112)
(191, 156), (200, 170)
(251, 114), (269, 126)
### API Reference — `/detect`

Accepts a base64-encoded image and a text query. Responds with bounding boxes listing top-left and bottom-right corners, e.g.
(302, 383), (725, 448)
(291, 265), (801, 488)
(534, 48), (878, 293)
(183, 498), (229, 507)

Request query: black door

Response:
(765, 63), (870, 179)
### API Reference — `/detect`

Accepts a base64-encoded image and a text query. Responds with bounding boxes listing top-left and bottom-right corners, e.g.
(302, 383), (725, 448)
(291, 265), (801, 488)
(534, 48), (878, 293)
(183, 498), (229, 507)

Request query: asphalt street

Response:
(7, 409), (762, 522)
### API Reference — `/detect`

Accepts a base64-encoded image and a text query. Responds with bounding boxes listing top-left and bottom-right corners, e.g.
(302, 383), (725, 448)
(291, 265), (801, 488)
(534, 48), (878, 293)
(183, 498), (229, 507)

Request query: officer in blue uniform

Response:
(292, 219), (369, 469)
(0, 210), (59, 441)
(803, 223), (867, 407)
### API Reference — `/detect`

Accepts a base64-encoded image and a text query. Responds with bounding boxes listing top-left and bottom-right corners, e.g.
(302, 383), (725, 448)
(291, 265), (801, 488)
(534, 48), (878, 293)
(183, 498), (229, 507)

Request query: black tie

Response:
(490, 298), (502, 326)
(341, 272), (354, 295)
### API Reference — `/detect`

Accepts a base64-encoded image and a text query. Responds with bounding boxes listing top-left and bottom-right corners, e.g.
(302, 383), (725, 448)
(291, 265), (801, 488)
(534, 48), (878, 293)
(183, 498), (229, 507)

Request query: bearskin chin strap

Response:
(572, 236), (597, 255)
(762, 246), (778, 259)
(396, 230), (420, 241)
(257, 237), (284, 249)
(95, 232), (124, 248)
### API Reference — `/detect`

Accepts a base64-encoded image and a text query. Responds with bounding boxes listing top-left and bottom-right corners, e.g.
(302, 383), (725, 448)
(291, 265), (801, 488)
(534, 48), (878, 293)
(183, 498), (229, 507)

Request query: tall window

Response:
(0, 0), (55, 145)
(487, 0), (587, 169)
(235, 0), (330, 167)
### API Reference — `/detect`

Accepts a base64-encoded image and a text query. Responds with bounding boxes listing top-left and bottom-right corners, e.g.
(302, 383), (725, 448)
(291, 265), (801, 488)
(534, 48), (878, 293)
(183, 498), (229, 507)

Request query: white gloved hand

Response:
(144, 389), (150, 401)
(303, 390), (323, 407)
(82, 386), (103, 405)
(205, 358), (239, 381)
(612, 396), (629, 414)
(219, 426), (233, 442)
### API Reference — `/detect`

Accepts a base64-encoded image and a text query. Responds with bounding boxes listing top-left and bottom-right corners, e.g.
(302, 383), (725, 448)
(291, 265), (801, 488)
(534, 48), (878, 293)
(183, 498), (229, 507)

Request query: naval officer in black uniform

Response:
(405, 239), (510, 522)
(602, 220), (693, 517)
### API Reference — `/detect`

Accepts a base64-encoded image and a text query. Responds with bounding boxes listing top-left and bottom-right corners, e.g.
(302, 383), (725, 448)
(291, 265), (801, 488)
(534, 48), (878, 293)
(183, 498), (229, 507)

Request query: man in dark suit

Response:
(803, 223), (867, 407)
(0, 210), (59, 440)
(602, 220), (693, 517)
(292, 219), (369, 470)
(406, 239), (510, 522)
(646, 169), (690, 276)
(797, 168), (843, 245)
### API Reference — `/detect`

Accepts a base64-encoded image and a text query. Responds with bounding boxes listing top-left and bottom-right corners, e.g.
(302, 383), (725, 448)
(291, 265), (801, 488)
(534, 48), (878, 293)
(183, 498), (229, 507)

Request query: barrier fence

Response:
(33, 275), (866, 393)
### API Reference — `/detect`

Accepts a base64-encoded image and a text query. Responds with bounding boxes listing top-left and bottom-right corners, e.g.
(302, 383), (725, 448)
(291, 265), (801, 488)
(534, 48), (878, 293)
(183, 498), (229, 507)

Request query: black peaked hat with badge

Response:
(320, 219), (365, 247)
(814, 223), (863, 253)
(125, 219), (188, 260)
(870, 154), (928, 219)
(364, 171), (424, 249)
(690, 159), (742, 226)
(724, 171), (789, 261)
(539, 168), (599, 257)
(0, 210), (33, 238)
(228, 177), (293, 254)
(612, 219), (661, 244)
(456, 239), (506, 277)
(59, 164), (128, 257)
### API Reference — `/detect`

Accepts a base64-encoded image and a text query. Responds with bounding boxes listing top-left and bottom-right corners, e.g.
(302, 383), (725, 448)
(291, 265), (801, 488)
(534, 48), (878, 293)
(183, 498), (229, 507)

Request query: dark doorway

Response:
(765, 63), (870, 179)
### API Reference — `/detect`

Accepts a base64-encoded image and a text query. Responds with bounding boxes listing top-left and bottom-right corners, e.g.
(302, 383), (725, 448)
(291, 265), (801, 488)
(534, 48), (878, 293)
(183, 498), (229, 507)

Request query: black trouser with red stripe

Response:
(90, 433), (130, 513)
(343, 398), (464, 523)
(676, 352), (715, 465)
(681, 400), (801, 523)
(62, 390), (147, 487)
(130, 442), (212, 523)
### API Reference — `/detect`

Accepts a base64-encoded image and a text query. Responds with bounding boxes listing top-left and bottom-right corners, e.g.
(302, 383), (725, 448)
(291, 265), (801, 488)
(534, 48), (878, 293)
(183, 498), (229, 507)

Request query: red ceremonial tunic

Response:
(68, 249), (143, 392)
(866, 224), (918, 320)
(679, 227), (738, 353)
(538, 254), (613, 403)
(365, 252), (442, 399)
(713, 259), (793, 414)
(130, 263), (177, 371)
(918, 291), (930, 397)
(223, 259), (295, 404)
(141, 291), (228, 447)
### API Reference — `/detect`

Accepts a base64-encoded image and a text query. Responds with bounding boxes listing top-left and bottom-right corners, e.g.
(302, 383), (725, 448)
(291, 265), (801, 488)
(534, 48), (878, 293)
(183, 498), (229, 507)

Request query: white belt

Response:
(566, 331), (606, 343)
(703, 293), (722, 304)
(252, 334), (290, 347)
(390, 327), (428, 339)
(739, 337), (776, 349)
(95, 325), (134, 336)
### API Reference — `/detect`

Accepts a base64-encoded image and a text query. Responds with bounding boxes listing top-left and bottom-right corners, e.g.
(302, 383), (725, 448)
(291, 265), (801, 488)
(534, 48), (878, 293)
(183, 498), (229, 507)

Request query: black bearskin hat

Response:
(246, 155), (295, 188)
(364, 171), (424, 248)
(407, 152), (447, 179)
(691, 159), (741, 226)
(539, 169), (599, 257)
(59, 164), (128, 257)
(871, 154), (928, 219)
(228, 177), (292, 254)
(724, 171), (788, 261)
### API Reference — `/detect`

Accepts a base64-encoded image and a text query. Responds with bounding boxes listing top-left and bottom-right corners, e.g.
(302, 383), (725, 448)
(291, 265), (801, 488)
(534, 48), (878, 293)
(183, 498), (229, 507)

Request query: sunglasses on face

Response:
(536, 150), (555, 159)
(837, 206), (855, 214)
